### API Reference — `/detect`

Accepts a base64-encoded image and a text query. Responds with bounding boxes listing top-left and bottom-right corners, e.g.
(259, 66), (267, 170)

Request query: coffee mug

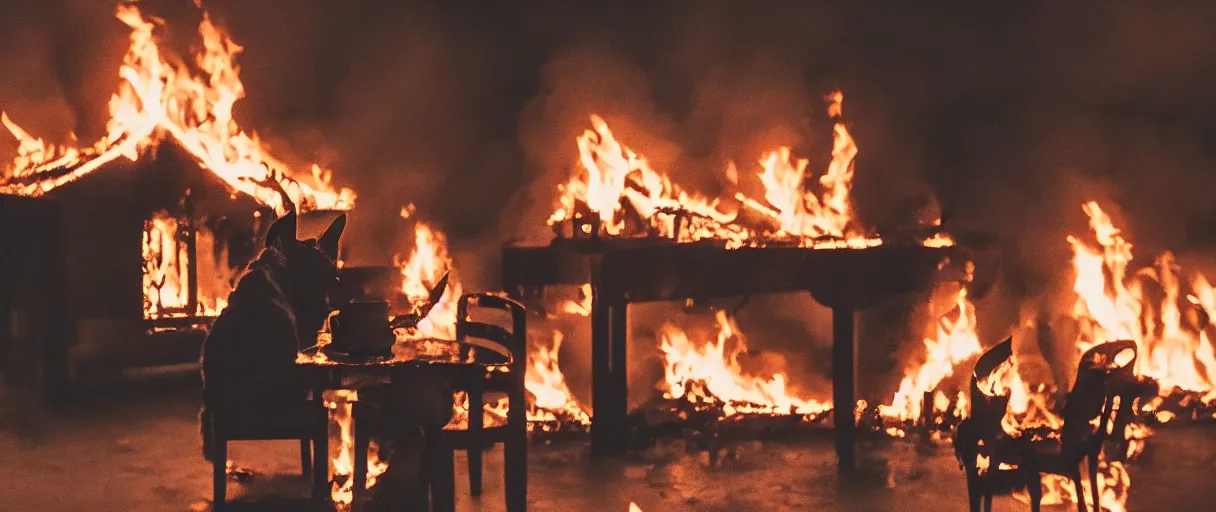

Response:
(328, 299), (395, 356)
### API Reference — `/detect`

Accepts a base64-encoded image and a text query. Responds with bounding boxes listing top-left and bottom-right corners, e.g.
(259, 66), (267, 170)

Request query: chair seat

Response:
(212, 401), (328, 439)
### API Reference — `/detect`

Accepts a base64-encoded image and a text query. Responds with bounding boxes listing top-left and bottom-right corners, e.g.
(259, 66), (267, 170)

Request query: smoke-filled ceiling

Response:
(4, 0), (1216, 295)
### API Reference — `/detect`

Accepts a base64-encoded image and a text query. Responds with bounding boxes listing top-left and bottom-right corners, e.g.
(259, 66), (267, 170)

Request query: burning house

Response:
(0, 3), (353, 396)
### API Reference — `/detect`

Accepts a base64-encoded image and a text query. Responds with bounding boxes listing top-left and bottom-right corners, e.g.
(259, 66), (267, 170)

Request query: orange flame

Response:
(324, 390), (387, 507)
(526, 330), (591, 428)
(391, 214), (592, 431)
(550, 114), (737, 241)
(550, 92), (944, 249)
(1019, 462), (1132, 512)
(658, 310), (829, 416)
(141, 209), (234, 319)
(1, 3), (354, 214)
(882, 285), (982, 421)
(1069, 201), (1216, 398)
(394, 213), (461, 342)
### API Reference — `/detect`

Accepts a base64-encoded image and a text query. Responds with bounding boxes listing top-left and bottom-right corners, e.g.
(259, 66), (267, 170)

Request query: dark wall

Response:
(0, 194), (69, 401)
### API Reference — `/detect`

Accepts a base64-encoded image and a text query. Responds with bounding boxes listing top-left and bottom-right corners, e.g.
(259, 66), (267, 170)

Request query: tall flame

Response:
(1069, 201), (1216, 397)
(1, 2), (354, 214)
(882, 285), (982, 421)
(550, 92), (942, 249)
(394, 211), (461, 342)
(749, 91), (858, 242)
(526, 330), (591, 427)
(141, 209), (235, 319)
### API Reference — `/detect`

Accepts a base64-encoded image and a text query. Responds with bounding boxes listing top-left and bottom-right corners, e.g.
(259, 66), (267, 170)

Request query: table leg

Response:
(832, 307), (857, 474)
(590, 288), (612, 457)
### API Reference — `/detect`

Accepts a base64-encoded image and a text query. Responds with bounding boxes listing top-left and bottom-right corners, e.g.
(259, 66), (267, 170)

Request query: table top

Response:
(295, 337), (510, 371)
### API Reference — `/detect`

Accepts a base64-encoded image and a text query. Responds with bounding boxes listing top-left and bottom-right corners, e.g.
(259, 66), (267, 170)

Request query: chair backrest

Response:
(1061, 340), (1138, 451)
(456, 293), (527, 372)
(969, 337), (1014, 435)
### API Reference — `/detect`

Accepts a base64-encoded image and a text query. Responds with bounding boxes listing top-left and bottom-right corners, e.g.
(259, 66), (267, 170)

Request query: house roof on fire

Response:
(0, 3), (353, 215)
(0, 132), (338, 215)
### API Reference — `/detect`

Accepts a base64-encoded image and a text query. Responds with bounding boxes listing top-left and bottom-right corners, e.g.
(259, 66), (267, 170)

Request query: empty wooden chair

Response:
(956, 339), (1140, 512)
(1018, 340), (1138, 512)
(438, 292), (528, 512)
(954, 337), (1015, 512)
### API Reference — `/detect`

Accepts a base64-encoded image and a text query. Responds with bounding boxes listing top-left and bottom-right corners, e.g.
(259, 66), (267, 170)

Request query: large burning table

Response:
(503, 236), (979, 471)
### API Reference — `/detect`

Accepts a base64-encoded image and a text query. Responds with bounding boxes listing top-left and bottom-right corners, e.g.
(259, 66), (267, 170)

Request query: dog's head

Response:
(263, 210), (346, 336)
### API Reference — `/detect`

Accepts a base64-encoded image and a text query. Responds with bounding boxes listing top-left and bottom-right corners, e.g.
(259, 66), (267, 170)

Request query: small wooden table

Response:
(295, 340), (513, 508)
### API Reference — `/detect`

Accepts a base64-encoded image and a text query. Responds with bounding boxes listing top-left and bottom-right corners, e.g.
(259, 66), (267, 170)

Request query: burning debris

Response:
(882, 283), (982, 424)
(526, 330), (592, 434)
(547, 91), (951, 249)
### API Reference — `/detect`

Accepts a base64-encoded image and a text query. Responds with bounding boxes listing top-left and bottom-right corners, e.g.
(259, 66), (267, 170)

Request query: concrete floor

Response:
(1, 379), (1215, 512)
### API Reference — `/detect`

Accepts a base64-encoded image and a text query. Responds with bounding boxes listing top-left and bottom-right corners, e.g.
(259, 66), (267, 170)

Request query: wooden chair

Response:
(954, 337), (1015, 512)
(438, 292), (528, 512)
(206, 393), (330, 508)
(957, 339), (1139, 512)
(1017, 340), (1138, 512)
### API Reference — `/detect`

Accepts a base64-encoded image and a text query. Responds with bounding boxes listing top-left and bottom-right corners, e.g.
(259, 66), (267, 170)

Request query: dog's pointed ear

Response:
(266, 209), (298, 248)
(318, 213), (346, 260)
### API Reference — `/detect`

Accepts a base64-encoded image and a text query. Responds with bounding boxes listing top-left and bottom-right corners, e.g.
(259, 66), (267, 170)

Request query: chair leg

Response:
(467, 390), (484, 497)
(964, 469), (982, 512)
(212, 438), (228, 509)
(427, 430), (456, 512)
(300, 438), (312, 477)
(313, 435), (330, 501)
(1072, 470), (1086, 512)
(504, 418), (528, 512)
(1027, 470), (1042, 512)
(1087, 457), (1100, 512)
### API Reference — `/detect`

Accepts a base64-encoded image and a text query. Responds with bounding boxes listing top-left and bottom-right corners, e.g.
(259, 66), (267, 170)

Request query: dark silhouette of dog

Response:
(199, 209), (345, 460)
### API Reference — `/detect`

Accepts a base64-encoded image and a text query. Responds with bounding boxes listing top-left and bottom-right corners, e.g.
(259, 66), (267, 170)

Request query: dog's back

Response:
(202, 254), (302, 413)
(199, 211), (344, 460)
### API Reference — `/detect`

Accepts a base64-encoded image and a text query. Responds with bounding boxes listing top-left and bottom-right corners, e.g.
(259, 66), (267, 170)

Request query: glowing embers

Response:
(549, 91), (949, 249)
(141, 209), (236, 322)
(0, 2), (354, 213)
